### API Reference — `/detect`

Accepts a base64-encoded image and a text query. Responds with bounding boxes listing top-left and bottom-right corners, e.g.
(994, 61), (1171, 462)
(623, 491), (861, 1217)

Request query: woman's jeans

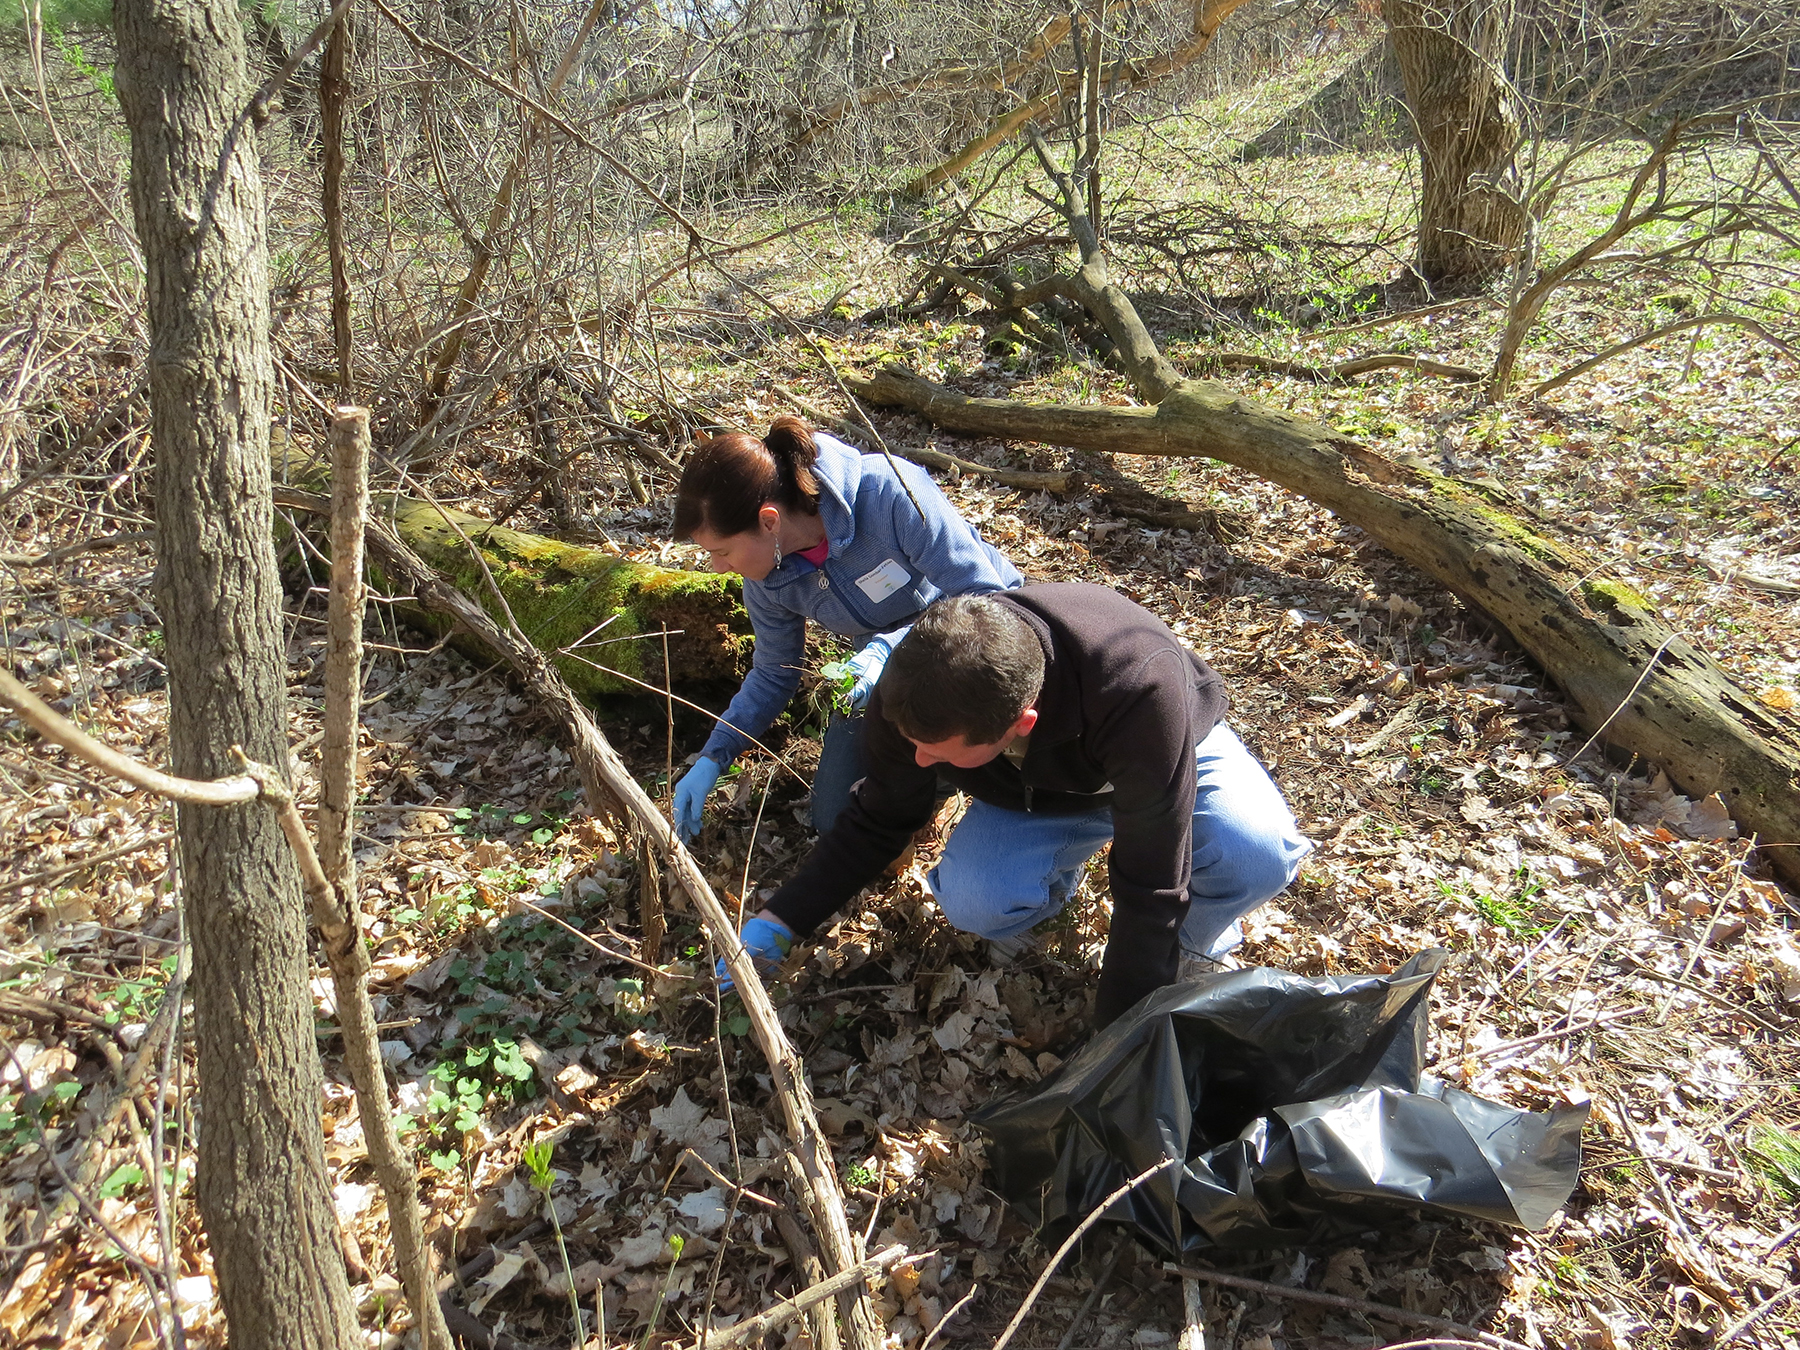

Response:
(810, 712), (868, 835)
(925, 722), (1312, 960)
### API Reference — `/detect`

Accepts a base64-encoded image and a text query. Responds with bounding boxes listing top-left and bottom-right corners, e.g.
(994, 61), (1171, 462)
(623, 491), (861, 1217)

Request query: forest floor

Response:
(4, 58), (1800, 1350)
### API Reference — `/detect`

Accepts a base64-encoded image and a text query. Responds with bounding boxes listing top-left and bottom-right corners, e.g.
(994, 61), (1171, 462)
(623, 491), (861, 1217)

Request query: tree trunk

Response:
(1383, 0), (1527, 288)
(275, 485), (752, 699)
(850, 364), (1800, 889)
(113, 2), (360, 1345)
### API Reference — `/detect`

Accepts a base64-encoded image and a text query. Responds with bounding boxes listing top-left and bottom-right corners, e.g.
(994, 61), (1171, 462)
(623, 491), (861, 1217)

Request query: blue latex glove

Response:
(844, 639), (891, 711)
(672, 757), (723, 843)
(717, 914), (795, 993)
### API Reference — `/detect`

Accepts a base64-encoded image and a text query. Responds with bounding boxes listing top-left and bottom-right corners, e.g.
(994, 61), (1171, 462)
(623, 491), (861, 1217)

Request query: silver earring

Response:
(772, 536), (783, 570)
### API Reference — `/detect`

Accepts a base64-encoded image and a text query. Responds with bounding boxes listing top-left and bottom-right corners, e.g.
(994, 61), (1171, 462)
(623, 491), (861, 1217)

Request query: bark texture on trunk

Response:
(1383, 0), (1527, 287)
(113, 2), (359, 1344)
(851, 365), (1800, 888)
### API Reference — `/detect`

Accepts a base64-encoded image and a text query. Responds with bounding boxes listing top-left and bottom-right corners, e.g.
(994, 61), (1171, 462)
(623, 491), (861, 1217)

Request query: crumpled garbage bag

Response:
(972, 949), (1588, 1253)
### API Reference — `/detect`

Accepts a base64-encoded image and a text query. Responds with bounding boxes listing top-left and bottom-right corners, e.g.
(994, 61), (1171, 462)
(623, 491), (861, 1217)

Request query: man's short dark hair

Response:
(881, 596), (1045, 745)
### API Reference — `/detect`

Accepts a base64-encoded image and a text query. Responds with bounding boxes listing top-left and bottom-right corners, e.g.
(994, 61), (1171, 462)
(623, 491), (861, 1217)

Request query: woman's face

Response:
(690, 513), (779, 582)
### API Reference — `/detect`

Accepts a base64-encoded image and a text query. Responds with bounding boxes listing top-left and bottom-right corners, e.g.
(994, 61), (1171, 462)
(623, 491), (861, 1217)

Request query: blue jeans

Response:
(925, 722), (1312, 959)
(810, 712), (866, 834)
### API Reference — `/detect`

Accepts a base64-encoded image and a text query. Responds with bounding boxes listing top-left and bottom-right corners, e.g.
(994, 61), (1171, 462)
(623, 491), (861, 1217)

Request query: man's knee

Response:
(1193, 817), (1311, 907)
(926, 859), (1052, 939)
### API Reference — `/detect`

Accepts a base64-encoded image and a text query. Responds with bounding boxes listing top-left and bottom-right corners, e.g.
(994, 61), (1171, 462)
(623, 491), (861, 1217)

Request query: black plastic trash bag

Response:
(972, 949), (1588, 1254)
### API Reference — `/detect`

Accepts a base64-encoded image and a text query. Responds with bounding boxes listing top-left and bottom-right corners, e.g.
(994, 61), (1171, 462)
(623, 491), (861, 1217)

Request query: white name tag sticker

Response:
(854, 558), (911, 603)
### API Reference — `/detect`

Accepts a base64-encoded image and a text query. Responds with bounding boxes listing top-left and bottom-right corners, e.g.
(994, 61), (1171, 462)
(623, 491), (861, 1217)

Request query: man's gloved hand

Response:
(844, 639), (891, 711)
(672, 757), (723, 843)
(716, 914), (795, 993)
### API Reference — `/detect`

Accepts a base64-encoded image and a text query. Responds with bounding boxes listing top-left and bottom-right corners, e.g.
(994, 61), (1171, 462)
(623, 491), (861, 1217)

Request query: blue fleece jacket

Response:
(699, 432), (1023, 765)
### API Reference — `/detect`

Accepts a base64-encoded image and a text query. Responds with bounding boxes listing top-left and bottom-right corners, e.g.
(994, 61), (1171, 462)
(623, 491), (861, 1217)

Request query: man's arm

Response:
(763, 694), (937, 935)
(1088, 648), (1202, 1025)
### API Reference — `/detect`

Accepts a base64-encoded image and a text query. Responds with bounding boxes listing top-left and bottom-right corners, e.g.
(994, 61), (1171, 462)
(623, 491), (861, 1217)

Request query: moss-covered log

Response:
(850, 364), (1800, 888)
(276, 486), (750, 700)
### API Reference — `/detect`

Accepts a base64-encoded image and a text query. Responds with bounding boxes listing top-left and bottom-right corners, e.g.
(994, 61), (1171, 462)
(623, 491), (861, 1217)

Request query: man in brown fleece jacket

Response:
(724, 583), (1312, 1026)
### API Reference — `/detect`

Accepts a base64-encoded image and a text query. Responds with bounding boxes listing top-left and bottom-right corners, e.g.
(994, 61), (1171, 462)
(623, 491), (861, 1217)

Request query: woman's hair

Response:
(672, 417), (821, 539)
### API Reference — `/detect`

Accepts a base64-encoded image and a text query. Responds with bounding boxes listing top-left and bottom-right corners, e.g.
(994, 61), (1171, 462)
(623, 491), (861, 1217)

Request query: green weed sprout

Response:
(1746, 1123), (1800, 1202)
(637, 1233), (685, 1350)
(817, 659), (858, 714)
(522, 1139), (586, 1345)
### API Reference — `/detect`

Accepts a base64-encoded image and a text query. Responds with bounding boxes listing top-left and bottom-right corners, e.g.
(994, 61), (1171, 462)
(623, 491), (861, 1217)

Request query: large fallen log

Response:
(857, 129), (1800, 886)
(847, 364), (1800, 886)
(275, 485), (750, 700)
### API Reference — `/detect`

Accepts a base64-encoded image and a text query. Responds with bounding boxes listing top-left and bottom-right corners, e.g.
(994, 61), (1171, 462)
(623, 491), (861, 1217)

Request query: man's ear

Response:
(1013, 706), (1039, 738)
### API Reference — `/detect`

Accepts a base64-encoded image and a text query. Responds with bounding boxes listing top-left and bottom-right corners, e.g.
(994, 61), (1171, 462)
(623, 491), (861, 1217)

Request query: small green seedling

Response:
(523, 1138), (586, 1343)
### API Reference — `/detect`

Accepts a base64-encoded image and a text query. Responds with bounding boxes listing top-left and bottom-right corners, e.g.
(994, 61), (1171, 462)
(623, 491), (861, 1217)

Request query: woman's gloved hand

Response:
(844, 639), (891, 710)
(716, 914), (795, 993)
(672, 757), (723, 843)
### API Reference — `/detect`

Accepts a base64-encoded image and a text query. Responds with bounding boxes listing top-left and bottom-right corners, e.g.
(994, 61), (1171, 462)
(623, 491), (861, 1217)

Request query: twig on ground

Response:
(0, 529), (154, 568)
(686, 1244), (909, 1350)
(1462, 1005), (1643, 1060)
(1198, 352), (1481, 383)
(1164, 1263), (1530, 1350)
(0, 830), (173, 896)
(1718, 1282), (1800, 1344)
(1617, 952), (1784, 1034)
(1178, 1275), (1207, 1350)
(1054, 1242), (1123, 1350)
(992, 1158), (1175, 1350)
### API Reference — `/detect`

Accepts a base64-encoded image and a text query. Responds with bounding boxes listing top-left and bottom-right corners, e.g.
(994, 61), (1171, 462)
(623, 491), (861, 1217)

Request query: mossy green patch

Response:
(1579, 576), (1655, 613)
(384, 497), (750, 700)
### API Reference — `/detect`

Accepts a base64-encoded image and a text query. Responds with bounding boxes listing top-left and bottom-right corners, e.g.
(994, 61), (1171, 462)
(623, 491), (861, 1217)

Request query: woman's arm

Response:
(869, 461), (1024, 648)
(699, 588), (807, 765)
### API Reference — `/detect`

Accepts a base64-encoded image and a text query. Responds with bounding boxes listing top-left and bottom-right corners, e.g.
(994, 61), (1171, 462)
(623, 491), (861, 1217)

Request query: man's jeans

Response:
(925, 722), (1312, 960)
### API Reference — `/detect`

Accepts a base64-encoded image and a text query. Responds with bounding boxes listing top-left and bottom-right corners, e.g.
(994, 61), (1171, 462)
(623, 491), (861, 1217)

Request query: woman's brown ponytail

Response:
(763, 416), (821, 512)
(672, 418), (824, 540)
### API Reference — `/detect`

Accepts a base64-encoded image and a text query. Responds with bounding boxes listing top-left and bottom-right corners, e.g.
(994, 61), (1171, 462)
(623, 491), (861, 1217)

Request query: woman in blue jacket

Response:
(670, 416), (1022, 843)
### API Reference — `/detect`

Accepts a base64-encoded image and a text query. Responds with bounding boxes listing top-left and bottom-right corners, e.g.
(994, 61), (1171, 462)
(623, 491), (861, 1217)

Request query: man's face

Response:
(905, 708), (1038, 770)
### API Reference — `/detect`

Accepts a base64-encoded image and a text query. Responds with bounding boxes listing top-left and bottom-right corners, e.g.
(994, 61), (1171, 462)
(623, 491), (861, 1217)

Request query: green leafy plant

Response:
(817, 658), (858, 714)
(99, 1162), (144, 1198)
(522, 1138), (586, 1343)
(637, 1234), (685, 1350)
(0, 1080), (81, 1156)
(426, 1037), (536, 1135)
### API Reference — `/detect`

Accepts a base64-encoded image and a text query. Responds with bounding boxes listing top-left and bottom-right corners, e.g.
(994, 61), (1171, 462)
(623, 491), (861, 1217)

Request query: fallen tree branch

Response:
(1, 530), (155, 568)
(774, 385), (1074, 493)
(307, 503), (884, 1350)
(846, 362), (1800, 886)
(0, 830), (173, 896)
(1198, 352), (1481, 383)
(1163, 1264), (1529, 1350)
